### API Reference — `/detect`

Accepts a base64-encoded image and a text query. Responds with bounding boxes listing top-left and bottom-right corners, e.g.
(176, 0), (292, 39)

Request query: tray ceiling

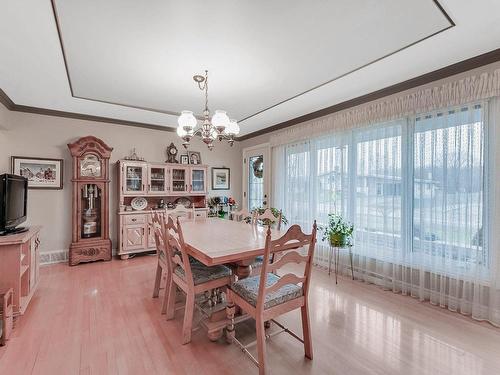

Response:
(1, 1), (500, 137)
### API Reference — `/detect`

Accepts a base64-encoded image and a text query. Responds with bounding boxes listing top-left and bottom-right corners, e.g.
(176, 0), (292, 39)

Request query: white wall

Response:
(0, 106), (242, 255)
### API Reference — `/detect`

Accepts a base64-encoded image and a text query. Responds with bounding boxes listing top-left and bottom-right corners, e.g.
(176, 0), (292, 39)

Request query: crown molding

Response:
(0, 89), (175, 132)
(237, 47), (500, 141)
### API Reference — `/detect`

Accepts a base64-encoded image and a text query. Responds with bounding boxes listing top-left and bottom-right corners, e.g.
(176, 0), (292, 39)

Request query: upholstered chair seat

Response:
(174, 260), (232, 286)
(231, 273), (303, 309)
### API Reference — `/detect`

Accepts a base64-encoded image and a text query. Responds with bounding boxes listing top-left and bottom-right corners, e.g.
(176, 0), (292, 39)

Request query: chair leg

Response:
(152, 264), (162, 298)
(256, 318), (268, 375)
(182, 292), (195, 345)
(301, 303), (313, 360)
(165, 277), (177, 320)
(160, 273), (171, 315)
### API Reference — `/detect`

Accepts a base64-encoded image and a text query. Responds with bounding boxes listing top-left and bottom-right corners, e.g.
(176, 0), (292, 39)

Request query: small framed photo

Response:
(212, 167), (230, 190)
(180, 154), (189, 165)
(11, 156), (64, 190)
(188, 151), (202, 165)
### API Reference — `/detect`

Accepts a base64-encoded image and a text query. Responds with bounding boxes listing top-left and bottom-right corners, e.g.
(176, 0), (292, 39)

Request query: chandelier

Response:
(176, 70), (240, 150)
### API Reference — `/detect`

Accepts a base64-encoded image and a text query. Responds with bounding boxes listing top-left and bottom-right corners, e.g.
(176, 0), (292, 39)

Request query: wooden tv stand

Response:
(0, 226), (41, 316)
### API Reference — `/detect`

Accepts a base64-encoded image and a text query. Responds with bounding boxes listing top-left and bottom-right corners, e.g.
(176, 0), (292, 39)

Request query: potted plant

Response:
(320, 213), (354, 247)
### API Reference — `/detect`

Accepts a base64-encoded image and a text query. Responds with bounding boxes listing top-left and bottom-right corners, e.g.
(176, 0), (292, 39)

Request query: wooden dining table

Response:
(181, 217), (287, 278)
(179, 217), (287, 340)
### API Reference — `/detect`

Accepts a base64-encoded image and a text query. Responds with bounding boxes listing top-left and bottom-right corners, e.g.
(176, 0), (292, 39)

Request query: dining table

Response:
(179, 217), (287, 340)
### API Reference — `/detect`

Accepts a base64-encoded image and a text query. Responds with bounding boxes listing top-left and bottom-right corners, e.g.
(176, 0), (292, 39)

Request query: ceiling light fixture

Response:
(177, 70), (239, 150)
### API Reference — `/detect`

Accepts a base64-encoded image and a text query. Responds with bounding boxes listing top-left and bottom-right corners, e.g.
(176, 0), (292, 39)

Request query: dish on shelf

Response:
(174, 197), (191, 208)
(131, 197), (148, 211)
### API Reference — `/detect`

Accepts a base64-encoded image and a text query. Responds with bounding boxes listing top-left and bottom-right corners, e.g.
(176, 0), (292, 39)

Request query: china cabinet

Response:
(68, 136), (113, 266)
(116, 160), (209, 259)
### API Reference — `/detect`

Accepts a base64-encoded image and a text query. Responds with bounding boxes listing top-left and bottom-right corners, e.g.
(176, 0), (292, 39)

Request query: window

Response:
(354, 123), (403, 260)
(273, 102), (489, 278)
(413, 104), (486, 271)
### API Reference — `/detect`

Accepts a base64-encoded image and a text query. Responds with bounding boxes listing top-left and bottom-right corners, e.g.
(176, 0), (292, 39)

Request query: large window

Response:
(413, 105), (486, 272)
(354, 123), (403, 260)
(273, 102), (488, 277)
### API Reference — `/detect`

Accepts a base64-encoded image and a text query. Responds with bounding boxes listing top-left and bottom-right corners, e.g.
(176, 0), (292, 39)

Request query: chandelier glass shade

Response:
(177, 70), (239, 150)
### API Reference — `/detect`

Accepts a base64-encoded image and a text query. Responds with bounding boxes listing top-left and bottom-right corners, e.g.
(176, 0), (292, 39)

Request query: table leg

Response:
(235, 262), (252, 279)
(225, 296), (236, 344)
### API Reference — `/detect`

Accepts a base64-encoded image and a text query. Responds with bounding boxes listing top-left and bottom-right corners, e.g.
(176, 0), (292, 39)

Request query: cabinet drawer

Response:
(124, 215), (146, 225)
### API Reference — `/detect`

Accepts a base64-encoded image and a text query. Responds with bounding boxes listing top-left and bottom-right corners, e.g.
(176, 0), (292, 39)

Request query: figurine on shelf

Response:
(157, 199), (165, 209)
(124, 148), (145, 161)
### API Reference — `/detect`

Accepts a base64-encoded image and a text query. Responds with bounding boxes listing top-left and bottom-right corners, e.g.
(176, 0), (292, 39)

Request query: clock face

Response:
(80, 154), (102, 177)
(170, 147), (177, 155)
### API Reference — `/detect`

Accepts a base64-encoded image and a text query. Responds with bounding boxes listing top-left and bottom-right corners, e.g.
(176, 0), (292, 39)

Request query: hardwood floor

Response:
(1, 255), (499, 375)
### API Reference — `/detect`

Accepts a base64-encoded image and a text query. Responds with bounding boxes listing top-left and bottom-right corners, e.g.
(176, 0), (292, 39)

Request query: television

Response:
(0, 173), (28, 235)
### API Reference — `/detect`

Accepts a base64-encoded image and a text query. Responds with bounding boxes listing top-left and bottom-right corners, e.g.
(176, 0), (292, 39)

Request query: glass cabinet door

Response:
(148, 165), (168, 194)
(190, 168), (206, 193)
(81, 184), (102, 239)
(171, 167), (188, 193)
(124, 163), (147, 194)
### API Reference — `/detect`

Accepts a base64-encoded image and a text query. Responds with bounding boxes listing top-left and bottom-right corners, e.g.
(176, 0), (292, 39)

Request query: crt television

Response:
(0, 173), (28, 235)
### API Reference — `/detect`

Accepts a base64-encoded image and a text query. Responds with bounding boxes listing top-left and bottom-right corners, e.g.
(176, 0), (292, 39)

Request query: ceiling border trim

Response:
(49, 0), (454, 122)
(237, 47), (500, 141)
(0, 88), (174, 132)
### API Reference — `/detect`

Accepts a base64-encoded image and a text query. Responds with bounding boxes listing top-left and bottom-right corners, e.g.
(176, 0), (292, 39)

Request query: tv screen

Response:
(0, 174), (28, 233)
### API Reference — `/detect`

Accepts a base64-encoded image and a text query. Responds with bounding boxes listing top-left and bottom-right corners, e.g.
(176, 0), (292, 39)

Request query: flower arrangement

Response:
(320, 213), (354, 247)
(252, 207), (288, 227)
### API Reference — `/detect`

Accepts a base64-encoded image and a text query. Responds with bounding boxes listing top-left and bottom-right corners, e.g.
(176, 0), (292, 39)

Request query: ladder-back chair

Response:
(168, 203), (191, 219)
(226, 222), (317, 375)
(165, 217), (233, 344)
(151, 211), (171, 314)
(251, 208), (283, 275)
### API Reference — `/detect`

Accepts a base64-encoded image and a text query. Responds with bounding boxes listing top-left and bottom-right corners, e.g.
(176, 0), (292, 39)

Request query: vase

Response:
(329, 233), (349, 248)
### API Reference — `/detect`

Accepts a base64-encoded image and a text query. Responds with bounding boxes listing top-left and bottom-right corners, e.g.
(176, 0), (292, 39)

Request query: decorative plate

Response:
(174, 197), (192, 208)
(131, 197), (148, 211)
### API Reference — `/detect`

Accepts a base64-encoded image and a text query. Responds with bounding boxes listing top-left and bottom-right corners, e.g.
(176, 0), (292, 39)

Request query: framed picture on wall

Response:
(11, 156), (64, 190)
(180, 154), (189, 165)
(212, 167), (230, 190)
(188, 151), (202, 165)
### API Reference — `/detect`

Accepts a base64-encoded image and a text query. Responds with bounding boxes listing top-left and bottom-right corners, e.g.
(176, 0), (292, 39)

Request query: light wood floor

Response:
(1, 255), (499, 375)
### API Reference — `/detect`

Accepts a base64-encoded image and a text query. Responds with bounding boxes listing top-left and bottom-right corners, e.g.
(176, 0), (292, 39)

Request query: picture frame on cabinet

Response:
(212, 167), (230, 190)
(11, 156), (64, 190)
(180, 154), (189, 165)
(188, 151), (202, 165)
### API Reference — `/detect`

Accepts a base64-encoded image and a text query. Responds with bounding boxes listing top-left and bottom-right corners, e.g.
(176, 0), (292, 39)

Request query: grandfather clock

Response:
(68, 136), (113, 266)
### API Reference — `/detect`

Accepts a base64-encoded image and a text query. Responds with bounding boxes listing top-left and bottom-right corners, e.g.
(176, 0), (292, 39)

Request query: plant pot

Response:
(329, 233), (349, 248)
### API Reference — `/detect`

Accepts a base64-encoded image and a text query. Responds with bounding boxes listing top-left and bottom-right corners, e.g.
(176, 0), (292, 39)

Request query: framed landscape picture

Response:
(11, 156), (64, 190)
(212, 167), (230, 190)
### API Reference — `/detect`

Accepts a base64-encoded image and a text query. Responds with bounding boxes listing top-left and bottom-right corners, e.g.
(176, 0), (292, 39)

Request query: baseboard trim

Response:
(40, 249), (68, 265)
(40, 248), (120, 265)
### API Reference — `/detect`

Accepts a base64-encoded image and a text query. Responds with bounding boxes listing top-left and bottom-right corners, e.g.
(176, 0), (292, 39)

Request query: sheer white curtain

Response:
(271, 100), (500, 326)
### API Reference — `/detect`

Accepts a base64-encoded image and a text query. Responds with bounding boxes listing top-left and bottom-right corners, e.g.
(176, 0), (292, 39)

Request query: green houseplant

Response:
(320, 213), (354, 247)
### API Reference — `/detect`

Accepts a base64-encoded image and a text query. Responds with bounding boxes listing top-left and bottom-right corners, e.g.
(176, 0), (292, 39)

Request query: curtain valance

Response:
(270, 68), (500, 146)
